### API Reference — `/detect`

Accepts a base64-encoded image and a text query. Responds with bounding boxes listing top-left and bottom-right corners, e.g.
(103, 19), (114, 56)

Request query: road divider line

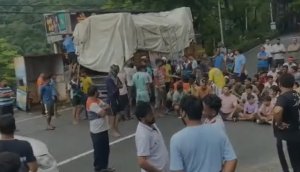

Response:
(16, 107), (73, 123)
(57, 133), (135, 167)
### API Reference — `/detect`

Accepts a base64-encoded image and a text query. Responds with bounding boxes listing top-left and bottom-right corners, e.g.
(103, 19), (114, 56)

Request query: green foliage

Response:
(0, 38), (19, 83)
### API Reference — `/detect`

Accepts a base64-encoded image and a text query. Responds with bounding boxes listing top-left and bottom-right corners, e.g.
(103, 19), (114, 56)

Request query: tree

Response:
(0, 38), (19, 82)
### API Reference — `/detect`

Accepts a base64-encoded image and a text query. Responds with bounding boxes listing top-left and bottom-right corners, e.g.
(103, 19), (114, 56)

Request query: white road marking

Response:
(57, 133), (136, 167)
(16, 107), (73, 123)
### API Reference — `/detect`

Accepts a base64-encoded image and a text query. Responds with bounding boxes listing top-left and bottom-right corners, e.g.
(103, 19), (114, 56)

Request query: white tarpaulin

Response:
(74, 7), (194, 72)
(73, 13), (137, 72)
(133, 7), (195, 53)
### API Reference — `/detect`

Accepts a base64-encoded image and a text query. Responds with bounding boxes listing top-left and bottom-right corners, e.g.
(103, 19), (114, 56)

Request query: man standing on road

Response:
(135, 101), (169, 172)
(0, 80), (15, 116)
(264, 39), (274, 68)
(37, 73), (46, 115)
(153, 59), (166, 114)
(86, 86), (115, 172)
(0, 115), (38, 172)
(106, 65), (122, 137)
(272, 73), (300, 172)
(133, 65), (152, 103)
(170, 95), (237, 172)
(233, 50), (246, 81)
(40, 75), (56, 130)
(272, 38), (286, 68)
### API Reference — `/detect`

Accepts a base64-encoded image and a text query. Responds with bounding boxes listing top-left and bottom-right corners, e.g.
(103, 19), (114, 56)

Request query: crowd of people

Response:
(1, 37), (300, 172)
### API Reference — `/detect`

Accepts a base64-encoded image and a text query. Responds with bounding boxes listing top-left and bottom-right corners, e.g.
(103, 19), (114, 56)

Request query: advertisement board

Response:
(44, 12), (71, 36)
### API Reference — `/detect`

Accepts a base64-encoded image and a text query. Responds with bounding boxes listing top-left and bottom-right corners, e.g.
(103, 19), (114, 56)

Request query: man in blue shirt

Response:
(170, 95), (237, 172)
(63, 34), (77, 74)
(257, 46), (270, 73)
(40, 76), (55, 130)
(234, 50), (246, 80)
(214, 51), (225, 71)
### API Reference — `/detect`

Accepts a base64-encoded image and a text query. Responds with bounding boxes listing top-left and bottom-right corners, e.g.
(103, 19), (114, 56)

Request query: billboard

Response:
(44, 12), (71, 36)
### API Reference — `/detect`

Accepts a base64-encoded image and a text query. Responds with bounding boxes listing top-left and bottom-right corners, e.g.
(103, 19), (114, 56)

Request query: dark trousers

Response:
(0, 104), (14, 116)
(274, 59), (285, 68)
(277, 139), (300, 172)
(90, 130), (110, 171)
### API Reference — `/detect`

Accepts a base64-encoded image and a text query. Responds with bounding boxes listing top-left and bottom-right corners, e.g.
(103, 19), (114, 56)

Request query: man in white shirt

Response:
(264, 39), (273, 68)
(86, 86), (114, 172)
(287, 38), (300, 52)
(135, 102), (169, 172)
(118, 68), (132, 120)
(272, 38), (286, 67)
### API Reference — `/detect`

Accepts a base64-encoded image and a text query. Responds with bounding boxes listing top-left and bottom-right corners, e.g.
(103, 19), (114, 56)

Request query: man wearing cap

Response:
(272, 38), (286, 68)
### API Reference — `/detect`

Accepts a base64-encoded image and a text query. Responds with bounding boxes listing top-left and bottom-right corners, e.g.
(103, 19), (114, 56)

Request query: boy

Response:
(257, 96), (273, 124)
(239, 94), (258, 121)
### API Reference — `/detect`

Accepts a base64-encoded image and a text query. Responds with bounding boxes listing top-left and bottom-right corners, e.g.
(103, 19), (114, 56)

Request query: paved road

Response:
(14, 108), (282, 172)
(13, 34), (300, 172)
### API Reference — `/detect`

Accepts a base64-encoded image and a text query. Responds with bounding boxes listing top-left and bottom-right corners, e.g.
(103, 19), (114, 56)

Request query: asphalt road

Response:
(13, 34), (300, 172)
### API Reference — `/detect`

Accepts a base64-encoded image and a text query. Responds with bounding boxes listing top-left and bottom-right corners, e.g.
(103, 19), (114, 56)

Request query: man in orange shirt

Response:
(37, 73), (46, 115)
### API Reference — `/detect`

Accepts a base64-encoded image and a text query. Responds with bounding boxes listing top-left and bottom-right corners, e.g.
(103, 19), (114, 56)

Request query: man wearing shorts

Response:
(40, 75), (55, 130)
(106, 65), (122, 137)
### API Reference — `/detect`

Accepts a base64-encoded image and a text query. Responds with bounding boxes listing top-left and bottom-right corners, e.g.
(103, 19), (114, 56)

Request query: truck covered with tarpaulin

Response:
(73, 7), (195, 72)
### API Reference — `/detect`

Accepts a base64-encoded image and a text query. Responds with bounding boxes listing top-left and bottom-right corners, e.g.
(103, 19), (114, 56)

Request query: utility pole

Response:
(270, 0), (276, 30)
(218, 0), (224, 44)
(245, 8), (248, 32)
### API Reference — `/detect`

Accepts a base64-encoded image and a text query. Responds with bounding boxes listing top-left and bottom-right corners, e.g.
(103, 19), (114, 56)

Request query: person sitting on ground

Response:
(219, 85), (239, 121)
(257, 96), (274, 125)
(267, 67), (278, 81)
(0, 152), (21, 172)
(198, 78), (212, 99)
(244, 77), (260, 95)
(172, 82), (186, 117)
(281, 65), (289, 74)
(294, 82), (300, 93)
(240, 85), (258, 104)
(238, 94), (258, 121)
(283, 56), (297, 73)
(189, 75), (199, 97)
(290, 65), (300, 84)
(261, 75), (277, 97)
(231, 78), (245, 98)
(270, 85), (281, 105)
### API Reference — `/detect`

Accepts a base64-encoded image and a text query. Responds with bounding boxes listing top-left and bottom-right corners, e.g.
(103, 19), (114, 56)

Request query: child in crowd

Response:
(166, 85), (175, 113)
(172, 82), (185, 117)
(232, 78), (245, 98)
(257, 96), (273, 124)
(198, 78), (212, 99)
(261, 75), (277, 97)
(244, 78), (260, 95)
(241, 85), (258, 104)
(239, 94), (258, 121)
(270, 85), (280, 106)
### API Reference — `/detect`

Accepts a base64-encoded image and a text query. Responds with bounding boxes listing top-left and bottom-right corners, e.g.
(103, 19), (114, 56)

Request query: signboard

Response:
(44, 12), (71, 36)
(14, 57), (28, 111)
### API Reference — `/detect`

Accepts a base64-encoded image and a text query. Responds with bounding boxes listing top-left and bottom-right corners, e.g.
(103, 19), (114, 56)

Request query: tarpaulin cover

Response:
(74, 7), (194, 72)
(73, 13), (137, 72)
